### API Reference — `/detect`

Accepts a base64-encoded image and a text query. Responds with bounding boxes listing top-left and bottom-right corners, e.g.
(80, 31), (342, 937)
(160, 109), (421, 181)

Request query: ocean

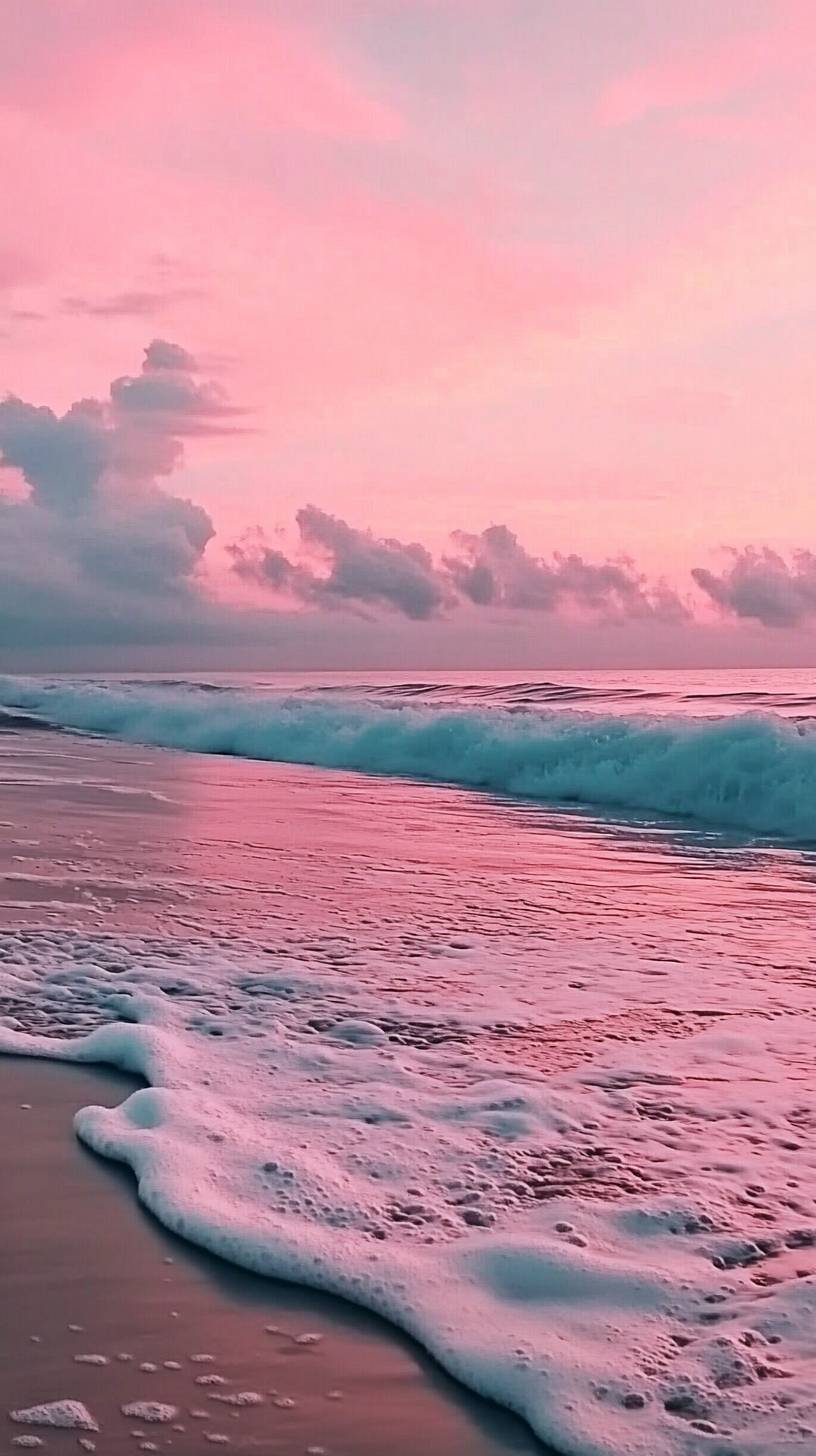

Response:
(2, 668), (816, 1456)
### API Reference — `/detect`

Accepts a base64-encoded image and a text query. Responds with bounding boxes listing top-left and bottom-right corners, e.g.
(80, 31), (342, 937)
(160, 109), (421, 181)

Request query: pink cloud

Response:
(3, 0), (816, 659)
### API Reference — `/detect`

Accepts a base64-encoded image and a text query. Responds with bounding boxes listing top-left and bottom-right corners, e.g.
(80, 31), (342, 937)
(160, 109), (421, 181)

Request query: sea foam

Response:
(1, 675), (816, 839)
(4, 931), (816, 1455)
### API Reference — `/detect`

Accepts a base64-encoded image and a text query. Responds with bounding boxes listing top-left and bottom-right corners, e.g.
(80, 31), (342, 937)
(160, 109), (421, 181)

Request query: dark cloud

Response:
(444, 525), (689, 622)
(230, 513), (689, 625)
(230, 510), (449, 620)
(144, 339), (199, 372)
(0, 396), (111, 511)
(297, 506), (448, 620)
(229, 536), (300, 592)
(692, 548), (816, 627)
(74, 493), (214, 594)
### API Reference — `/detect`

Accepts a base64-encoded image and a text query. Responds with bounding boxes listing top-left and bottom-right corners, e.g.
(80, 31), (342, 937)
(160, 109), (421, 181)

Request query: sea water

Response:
(2, 669), (816, 1455)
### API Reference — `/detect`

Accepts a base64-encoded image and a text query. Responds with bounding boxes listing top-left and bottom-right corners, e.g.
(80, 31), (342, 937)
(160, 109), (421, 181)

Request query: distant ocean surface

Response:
(3, 668), (816, 1455)
(2, 667), (816, 838)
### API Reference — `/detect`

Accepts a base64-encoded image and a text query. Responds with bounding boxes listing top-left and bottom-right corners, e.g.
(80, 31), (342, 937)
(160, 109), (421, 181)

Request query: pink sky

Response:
(2, 0), (816, 666)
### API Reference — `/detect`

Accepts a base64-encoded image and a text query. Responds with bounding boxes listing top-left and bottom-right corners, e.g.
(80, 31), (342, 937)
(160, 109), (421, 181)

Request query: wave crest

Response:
(2, 676), (815, 839)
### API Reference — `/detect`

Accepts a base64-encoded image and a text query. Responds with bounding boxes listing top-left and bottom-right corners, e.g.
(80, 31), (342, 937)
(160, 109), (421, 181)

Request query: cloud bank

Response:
(230, 515), (689, 625)
(2, 341), (814, 663)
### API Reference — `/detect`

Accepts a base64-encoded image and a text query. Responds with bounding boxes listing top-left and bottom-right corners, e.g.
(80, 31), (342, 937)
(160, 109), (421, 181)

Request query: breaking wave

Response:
(2, 675), (816, 840)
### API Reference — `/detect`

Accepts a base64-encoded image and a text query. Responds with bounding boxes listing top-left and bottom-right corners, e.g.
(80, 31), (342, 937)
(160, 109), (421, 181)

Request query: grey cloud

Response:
(692, 548), (816, 627)
(75, 492), (214, 593)
(144, 339), (199, 372)
(229, 511), (449, 620)
(230, 514), (689, 625)
(0, 396), (111, 511)
(445, 525), (689, 622)
(229, 538), (300, 592)
(0, 341), (236, 647)
(297, 506), (448, 620)
(109, 340), (240, 428)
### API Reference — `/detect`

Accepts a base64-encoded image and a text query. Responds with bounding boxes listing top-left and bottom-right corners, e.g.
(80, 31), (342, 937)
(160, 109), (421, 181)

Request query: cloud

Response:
(108, 339), (246, 433)
(298, 506), (449, 620)
(230, 514), (689, 625)
(5, 344), (812, 664)
(692, 547), (816, 627)
(229, 534), (303, 594)
(0, 396), (111, 511)
(0, 340), (246, 521)
(0, 340), (235, 646)
(444, 524), (689, 623)
(230, 508), (449, 620)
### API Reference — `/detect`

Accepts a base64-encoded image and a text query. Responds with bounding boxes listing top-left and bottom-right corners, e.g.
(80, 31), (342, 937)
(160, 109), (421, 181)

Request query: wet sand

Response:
(1, 1057), (544, 1455)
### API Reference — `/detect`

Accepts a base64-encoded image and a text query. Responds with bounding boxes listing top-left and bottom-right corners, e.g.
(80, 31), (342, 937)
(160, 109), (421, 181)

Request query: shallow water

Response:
(2, 686), (816, 1454)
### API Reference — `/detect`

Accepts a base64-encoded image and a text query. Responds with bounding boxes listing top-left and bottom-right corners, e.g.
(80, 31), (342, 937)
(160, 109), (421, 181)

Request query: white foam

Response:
(7, 930), (816, 1454)
(121, 1402), (179, 1423)
(10, 1401), (98, 1431)
(209, 1392), (263, 1407)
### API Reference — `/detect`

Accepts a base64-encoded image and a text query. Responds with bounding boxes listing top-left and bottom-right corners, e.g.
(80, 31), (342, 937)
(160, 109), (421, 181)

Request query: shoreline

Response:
(1, 1055), (546, 1455)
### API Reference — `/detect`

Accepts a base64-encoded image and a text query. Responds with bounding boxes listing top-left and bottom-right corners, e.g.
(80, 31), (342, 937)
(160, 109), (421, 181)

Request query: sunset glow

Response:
(3, 0), (816, 665)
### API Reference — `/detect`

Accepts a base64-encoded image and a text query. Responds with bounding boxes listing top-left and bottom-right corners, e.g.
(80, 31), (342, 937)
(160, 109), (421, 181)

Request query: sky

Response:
(2, 0), (816, 669)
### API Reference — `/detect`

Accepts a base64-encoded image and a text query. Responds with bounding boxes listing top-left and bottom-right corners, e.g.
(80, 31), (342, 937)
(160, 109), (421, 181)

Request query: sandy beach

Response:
(5, 710), (816, 1455)
(1, 1056), (543, 1455)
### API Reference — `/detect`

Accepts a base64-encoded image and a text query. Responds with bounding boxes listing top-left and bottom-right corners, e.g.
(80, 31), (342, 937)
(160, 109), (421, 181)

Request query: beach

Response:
(0, 723), (554, 1454)
(1, 1056), (541, 1455)
(3, 687), (816, 1456)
